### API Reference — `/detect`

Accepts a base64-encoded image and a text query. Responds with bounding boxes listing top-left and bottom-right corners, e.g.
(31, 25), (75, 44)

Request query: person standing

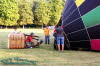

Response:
(56, 25), (64, 52)
(44, 26), (51, 44)
(8, 27), (21, 37)
(10, 27), (21, 34)
(53, 28), (57, 49)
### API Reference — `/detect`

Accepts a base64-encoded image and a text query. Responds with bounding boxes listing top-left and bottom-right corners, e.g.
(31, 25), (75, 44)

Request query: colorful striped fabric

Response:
(60, 0), (100, 51)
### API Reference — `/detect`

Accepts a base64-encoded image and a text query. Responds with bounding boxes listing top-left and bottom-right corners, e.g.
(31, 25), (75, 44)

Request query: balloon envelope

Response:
(60, 0), (100, 50)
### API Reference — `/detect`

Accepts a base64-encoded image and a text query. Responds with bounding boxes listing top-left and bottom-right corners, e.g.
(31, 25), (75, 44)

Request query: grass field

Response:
(0, 29), (100, 66)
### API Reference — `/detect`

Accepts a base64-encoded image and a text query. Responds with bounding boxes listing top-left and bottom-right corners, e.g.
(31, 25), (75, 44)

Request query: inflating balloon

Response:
(58, 0), (100, 51)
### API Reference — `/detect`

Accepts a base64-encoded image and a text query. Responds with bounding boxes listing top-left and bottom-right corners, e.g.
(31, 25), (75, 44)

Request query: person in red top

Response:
(25, 35), (34, 43)
(25, 33), (43, 48)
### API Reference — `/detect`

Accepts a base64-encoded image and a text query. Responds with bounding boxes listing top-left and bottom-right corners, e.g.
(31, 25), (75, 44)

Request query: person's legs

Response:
(61, 37), (64, 51)
(25, 42), (31, 48)
(31, 42), (39, 47)
(47, 36), (50, 44)
(62, 45), (64, 52)
(57, 37), (60, 51)
(57, 45), (60, 51)
(54, 38), (57, 49)
(30, 42), (34, 46)
(38, 39), (43, 44)
(32, 39), (43, 47)
(45, 36), (47, 44)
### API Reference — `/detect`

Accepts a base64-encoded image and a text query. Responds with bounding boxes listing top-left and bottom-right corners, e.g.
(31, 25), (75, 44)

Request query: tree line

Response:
(0, 0), (65, 27)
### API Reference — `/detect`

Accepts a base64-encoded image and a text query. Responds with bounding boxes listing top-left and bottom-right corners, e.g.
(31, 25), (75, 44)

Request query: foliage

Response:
(0, 0), (19, 26)
(17, 0), (34, 26)
(0, 0), (64, 27)
(34, 0), (64, 26)
(48, 0), (64, 26)
(34, 0), (51, 26)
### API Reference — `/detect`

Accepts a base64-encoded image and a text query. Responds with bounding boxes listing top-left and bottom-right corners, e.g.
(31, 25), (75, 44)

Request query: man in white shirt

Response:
(8, 27), (21, 37)
(12, 27), (21, 34)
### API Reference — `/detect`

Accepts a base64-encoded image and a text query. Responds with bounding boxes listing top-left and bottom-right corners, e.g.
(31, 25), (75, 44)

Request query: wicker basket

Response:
(8, 33), (25, 49)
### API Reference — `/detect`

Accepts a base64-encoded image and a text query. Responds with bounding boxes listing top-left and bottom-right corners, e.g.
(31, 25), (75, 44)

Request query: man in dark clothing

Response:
(55, 26), (64, 51)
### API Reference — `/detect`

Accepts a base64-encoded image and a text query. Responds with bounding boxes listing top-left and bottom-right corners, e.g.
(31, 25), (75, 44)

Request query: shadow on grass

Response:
(0, 57), (37, 65)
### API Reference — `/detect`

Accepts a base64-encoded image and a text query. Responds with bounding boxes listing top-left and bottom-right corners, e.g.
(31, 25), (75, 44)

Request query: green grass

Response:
(0, 29), (100, 66)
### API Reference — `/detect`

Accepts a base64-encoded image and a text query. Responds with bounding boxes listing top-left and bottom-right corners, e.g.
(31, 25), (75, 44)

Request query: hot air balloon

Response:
(56, 0), (100, 51)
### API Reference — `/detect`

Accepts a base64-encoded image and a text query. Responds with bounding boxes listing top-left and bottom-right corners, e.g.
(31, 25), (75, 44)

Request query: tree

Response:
(48, 0), (64, 25)
(34, 0), (51, 27)
(0, 0), (19, 26)
(18, 0), (34, 27)
(0, 18), (3, 25)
